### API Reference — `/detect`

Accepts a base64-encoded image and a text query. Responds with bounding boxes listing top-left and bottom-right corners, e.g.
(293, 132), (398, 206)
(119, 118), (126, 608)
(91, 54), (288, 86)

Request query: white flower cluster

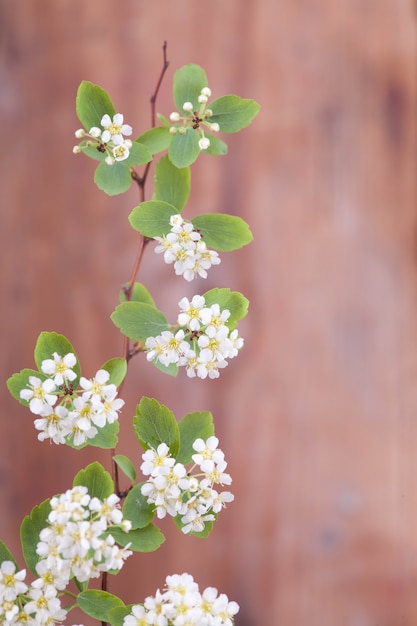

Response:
(19, 352), (124, 446)
(154, 214), (220, 281)
(0, 487), (131, 625)
(141, 437), (233, 535)
(145, 295), (243, 379)
(169, 86), (220, 151)
(123, 572), (239, 626)
(74, 112), (133, 164)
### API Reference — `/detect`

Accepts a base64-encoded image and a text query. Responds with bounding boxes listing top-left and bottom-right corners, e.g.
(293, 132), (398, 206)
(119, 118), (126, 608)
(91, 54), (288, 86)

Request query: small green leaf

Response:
(7, 368), (47, 406)
(157, 112), (171, 128)
(209, 95), (260, 133)
(205, 134), (228, 156)
(101, 358), (127, 386)
(120, 282), (156, 307)
(34, 332), (80, 381)
(111, 302), (169, 341)
(128, 201), (177, 237)
(153, 156), (190, 211)
(203, 288), (249, 330)
(123, 483), (154, 529)
(94, 161), (132, 196)
(136, 127), (172, 154)
(122, 141), (152, 167)
(107, 524), (165, 552)
(133, 396), (180, 456)
(20, 499), (51, 576)
(177, 412), (214, 465)
(0, 542), (17, 568)
(173, 64), (208, 112)
(192, 214), (253, 251)
(76, 81), (116, 131)
(77, 590), (124, 621)
(113, 454), (137, 483)
(153, 360), (179, 377)
(73, 462), (114, 500)
(169, 129), (200, 168)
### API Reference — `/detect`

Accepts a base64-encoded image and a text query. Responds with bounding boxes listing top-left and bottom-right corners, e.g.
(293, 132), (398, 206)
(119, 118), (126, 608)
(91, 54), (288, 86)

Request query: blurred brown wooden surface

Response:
(1, 1), (417, 624)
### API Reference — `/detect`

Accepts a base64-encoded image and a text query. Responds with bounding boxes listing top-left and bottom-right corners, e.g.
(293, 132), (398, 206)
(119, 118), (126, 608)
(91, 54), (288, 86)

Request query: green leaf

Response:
(113, 454), (137, 483)
(120, 282), (156, 307)
(108, 606), (137, 626)
(94, 161), (132, 196)
(205, 134), (228, 156)
(209, 95), (260, 133)
(0, 542), (17, 568)
(101, 358), (127, 386)
(173, 64), (208, 112)
(136, 127), (172, 154)
(73, 462), (114, 500)
(128, 201), (177, 237)
(203, 288), (249, 330)
(192, 214), (253, 251)
(157, 112), (171, 128)
(77, 590), (124, 621)
(169, 128), (200, 168)
(153, 155), (190, 211)
(111, 302), (169, 341)
(6, 368), (47, 406)
(153, 360), (179, 377)
(34, 332), (81, 381)
(177, 411), (214, 465)
(20, 499), (51, 576)
(122, 483), (154, 529)
(133, 396), (180, 456)
(123, 141), (152, 167)
(76, 81), (116, 131)
(107, 523), (165, 552)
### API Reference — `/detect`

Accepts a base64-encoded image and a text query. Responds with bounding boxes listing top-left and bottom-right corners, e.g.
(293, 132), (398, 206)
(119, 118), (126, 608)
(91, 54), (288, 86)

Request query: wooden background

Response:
(1, 1), (417, 624)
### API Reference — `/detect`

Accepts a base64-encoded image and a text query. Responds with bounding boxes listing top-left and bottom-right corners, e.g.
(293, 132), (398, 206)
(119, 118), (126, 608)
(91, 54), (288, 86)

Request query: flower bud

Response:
(72, 145), (81, 154)
(198, 94), (208, 104)
(182, 101), (193, 112)
(74, 129), (85, 138)
(199, 137), (210, 150)
(89, 127), (101, 138)
(210, 123), (220, 132)
(170, 126), (177, 135)
(201, 87), (212, 97)
(170, 112), (181, 122)
(105, 156), (114, 165)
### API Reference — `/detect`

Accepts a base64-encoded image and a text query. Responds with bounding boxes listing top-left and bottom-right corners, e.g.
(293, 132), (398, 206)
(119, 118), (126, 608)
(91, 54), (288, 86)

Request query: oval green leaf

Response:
(173, 64), (208, 112)
(76, 81), (116, 131)
(169, 128), (200, 168)
(113, 454), (137, 483)
(111, 301), (169, 341)
(94, 161), (132, 196)
(153, 155), (190, 211)
(101, 358), (127, 386)
(209, 95), (260, 133)
(133, 396), (180, 455)
(20, 499), (51, 576)
(77, 590), (124, 621)
(128, 200), (177, 237)
(107, 523), (165, 553)
(192, 213), (253, 251)
(136, 127), (172, 154)
(123, 483), (154, 529)
(73, 462), (114, 500)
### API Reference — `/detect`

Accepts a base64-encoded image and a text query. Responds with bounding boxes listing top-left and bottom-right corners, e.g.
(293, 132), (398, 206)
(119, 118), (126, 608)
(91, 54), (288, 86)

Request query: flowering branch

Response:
(4, 48), (260, 626)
